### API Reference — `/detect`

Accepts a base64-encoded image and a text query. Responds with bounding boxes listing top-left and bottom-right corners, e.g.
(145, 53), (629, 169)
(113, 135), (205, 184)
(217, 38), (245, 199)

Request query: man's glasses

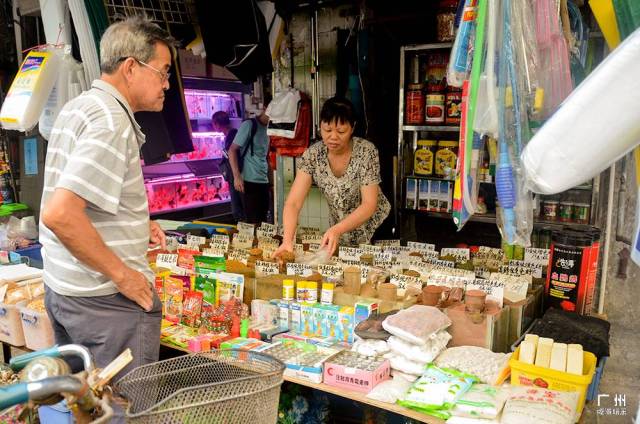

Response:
(120, 57), (171, 83)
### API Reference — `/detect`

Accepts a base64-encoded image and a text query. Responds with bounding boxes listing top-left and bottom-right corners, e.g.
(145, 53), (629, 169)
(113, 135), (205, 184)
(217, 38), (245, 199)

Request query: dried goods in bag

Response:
(381, 305), (451, 345)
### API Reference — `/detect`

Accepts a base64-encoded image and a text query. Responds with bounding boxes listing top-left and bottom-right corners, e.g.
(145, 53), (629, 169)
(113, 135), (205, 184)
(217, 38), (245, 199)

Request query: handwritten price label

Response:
(186, 235), (206, 246)
(359, 244), (383, 254)
(408, 241), (436, 251)
(466, 278), (505, 307)
(232, 233), (254, 250)
(339, 247), (364, 261)
(318, 264), (343, 279)
(228, 249), (250, 265)
(441, 248), (470, 262)
(255, 260), (280, 276)
(287, 262), (313, 277)
(156, 254), (178, 269)
(375, 239), (401, 247)
(390, 274), (422, 296)
(525, 248), (550, 266)
(237, 222), (255, 235)
(259, 222), (277, 236)
(301, 234), (323, 244)
(202, 248), (226, 258)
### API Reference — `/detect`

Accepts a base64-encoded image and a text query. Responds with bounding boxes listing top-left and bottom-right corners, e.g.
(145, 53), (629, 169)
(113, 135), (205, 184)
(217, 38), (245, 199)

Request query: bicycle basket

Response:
(114, 349), (285, 424)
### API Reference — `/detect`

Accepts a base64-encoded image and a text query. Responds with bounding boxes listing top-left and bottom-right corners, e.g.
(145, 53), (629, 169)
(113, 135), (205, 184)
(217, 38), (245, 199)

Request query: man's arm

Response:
(41, 188), (153, 311)
(228, 143), (244, 193)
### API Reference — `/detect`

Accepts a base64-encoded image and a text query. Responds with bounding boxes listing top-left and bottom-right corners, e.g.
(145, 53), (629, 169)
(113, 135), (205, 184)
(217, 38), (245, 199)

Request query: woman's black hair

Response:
(320, 97), (356, 127)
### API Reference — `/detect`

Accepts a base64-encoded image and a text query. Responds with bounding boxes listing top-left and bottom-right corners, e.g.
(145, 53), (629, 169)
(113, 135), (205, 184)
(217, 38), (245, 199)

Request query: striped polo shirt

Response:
(39, 80), (153, 297)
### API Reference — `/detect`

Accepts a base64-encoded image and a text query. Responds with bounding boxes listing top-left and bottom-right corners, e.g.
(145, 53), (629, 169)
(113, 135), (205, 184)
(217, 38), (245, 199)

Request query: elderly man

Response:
(40, 16), (173, 388)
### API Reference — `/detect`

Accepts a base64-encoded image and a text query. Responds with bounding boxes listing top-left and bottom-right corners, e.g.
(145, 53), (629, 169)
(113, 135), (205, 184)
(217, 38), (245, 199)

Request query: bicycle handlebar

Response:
(10, 344), (94, 372)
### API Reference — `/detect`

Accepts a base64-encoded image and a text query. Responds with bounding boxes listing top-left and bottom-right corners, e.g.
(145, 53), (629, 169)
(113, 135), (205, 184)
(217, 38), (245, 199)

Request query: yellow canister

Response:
(414, 140), (437, 176)
(435, 140), (459, 179)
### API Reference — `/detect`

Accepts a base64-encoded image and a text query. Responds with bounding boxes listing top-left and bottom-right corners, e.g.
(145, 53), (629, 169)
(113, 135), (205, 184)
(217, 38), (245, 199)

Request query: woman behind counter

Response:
(274, 97), (390, 256)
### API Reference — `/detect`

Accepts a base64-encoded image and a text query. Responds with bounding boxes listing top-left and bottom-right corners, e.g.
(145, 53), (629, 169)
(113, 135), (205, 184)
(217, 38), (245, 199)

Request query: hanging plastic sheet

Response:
(69, 0), (101, 87)
(447, 0), (479, 88)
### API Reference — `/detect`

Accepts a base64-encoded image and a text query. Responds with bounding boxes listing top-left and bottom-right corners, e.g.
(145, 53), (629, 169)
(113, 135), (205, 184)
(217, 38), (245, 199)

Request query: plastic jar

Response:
(282, 279), (295, 301)
(573, 203), (591, 224)
(414, 140), (437, 176)
(405, 83), (424, 125)
(436, 0), (458, 42)
(542, 200), (559, 221)
(559, 201), (574, 222)
(435, 140), (459, 179)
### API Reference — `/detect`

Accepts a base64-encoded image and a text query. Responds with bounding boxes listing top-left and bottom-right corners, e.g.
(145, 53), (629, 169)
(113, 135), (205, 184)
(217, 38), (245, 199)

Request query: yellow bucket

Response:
(510, 346), (596, 415)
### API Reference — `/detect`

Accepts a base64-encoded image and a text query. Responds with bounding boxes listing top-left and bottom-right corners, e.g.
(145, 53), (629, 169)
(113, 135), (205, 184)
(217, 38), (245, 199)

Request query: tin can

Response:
(445, 90), (462, 125)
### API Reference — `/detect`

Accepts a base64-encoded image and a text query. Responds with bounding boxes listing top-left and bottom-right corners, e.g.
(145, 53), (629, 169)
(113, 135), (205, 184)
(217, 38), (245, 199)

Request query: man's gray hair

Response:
(100, 16), (176, 74)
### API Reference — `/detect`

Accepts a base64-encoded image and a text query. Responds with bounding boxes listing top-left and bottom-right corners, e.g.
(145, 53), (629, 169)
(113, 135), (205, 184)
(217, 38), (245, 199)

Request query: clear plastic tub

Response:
(0, 300), (27, 346)
(19, 305), (55, 351)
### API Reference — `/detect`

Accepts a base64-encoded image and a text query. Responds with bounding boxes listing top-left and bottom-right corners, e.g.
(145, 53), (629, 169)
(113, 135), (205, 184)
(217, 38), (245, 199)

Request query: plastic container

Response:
(573, 203), (590, 224)
(435, 140), (459, 179)
(510, 319), (607, 403)
(425, 93), (446, 123)
(0, 301), (27, 346)
(558, 202), (574, 223)
(14, 243), (42, 269)
(19, 305), (55, 351)
(405, 83), (425, 125)
(0, 49), (61, 131)
(414, 140), (437, 176)
(541, 200), (559, 221)
(510, 346), (596, 415)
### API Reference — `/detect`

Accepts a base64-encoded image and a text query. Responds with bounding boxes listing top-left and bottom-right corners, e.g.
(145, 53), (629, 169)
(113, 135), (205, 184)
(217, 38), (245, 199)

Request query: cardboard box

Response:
(406, 178), (418, 209)
(290, 302), (302, 334)
(354, 300), (379, 325)
(301, 303), (316, 337)
(178, 49), (206, 77)
(439, 181), (452, 212)
(336, 306), (355, 344)
(418, 179), (430, 210)
(278, 300), (291, 330)
(321, 305), (341, 339)
(323, 353), (391, 393)
(428, 180), (440, 212)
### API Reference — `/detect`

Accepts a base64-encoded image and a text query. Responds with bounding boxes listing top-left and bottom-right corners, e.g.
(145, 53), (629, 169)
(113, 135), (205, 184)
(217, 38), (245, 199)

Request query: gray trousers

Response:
(44, 286), (162, 422)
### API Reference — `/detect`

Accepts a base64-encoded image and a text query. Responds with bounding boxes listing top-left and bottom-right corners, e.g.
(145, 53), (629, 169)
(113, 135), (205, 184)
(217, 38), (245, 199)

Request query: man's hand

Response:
(320, 226), (343, 257)
(234, 176), (245, 193)
(114, 267), (154, 311)
(149, 221), (166, 249)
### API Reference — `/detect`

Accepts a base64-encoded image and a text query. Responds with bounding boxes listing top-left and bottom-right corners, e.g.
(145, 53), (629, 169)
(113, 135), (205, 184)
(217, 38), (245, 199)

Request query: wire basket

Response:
(114, 349), (285, 424)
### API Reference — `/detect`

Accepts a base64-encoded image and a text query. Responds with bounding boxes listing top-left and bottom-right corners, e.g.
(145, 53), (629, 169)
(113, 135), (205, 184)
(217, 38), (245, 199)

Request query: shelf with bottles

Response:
(145, 174), (230, 215)
(402, 46), (461, 129)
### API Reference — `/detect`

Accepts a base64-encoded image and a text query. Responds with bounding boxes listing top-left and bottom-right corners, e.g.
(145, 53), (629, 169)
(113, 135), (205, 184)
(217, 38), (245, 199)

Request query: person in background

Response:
(212, 111), (244, 221)
(228, 107), (271, 224)
(273, 97), (390, 256)
(39, 17), (173, 420)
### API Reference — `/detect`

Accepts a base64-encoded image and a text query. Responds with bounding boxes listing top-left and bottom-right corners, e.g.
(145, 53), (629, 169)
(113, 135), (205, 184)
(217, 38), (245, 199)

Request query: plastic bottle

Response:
(282, 279), (295, 301)
(321, 283), (334, 305)
(307, 281), (318, 303)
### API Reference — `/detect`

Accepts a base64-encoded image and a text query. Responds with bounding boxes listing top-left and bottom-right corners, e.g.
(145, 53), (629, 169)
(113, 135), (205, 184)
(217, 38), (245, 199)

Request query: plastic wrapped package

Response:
(351, 339), (389, 357)
(451, 384), (509, 419)
(391, 370), (419, 382)
(387, 331), (451, 364)
(435, 346), (511, 385)
(365, 375), (414, 404)
(385, 352), (427, 376)
(501, 387), (579, 424)
(522, 28), (640, 195)
(398, 364), (477, 419)
(381, 305), (452, 346)
(447, 0), (478, 87)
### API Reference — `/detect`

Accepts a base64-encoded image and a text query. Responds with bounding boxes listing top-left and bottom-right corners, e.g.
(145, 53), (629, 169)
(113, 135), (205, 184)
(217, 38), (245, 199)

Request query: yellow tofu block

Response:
(566, 344), (584, 375)
(535, 337), (554, 368)
(550, 343), (568, 372)
(520, 340), (537, 364)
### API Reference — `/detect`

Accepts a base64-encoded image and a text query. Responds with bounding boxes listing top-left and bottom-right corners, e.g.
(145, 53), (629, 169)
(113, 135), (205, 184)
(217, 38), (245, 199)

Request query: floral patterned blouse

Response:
(298, 137), (391, 246)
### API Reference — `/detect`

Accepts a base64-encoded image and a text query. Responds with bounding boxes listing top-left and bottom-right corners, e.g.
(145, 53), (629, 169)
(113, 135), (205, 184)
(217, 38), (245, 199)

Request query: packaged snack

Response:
(177, 248), (201, 271)
(164, 277), (184, 324)
(214, 272), (244, 306)
(194, 255), (226, 273)
(398, 364), (477, 419)
(381, 305), (452, 346)
(182, 291), (203, 327)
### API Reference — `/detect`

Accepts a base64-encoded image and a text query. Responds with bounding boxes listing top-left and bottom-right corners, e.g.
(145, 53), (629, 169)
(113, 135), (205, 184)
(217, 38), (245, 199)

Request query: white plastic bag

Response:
(434, 346), (510, 385)
(385, 352), (427, 376)
(501, 387), (578, 424)
(351, 339), (389, 357)
(387, 331), (451, 364)
(382, 305), (451, 346)
(365, 375), (413, 404)
(522, 27), (640, 195)
(451, 384), (509, 419)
